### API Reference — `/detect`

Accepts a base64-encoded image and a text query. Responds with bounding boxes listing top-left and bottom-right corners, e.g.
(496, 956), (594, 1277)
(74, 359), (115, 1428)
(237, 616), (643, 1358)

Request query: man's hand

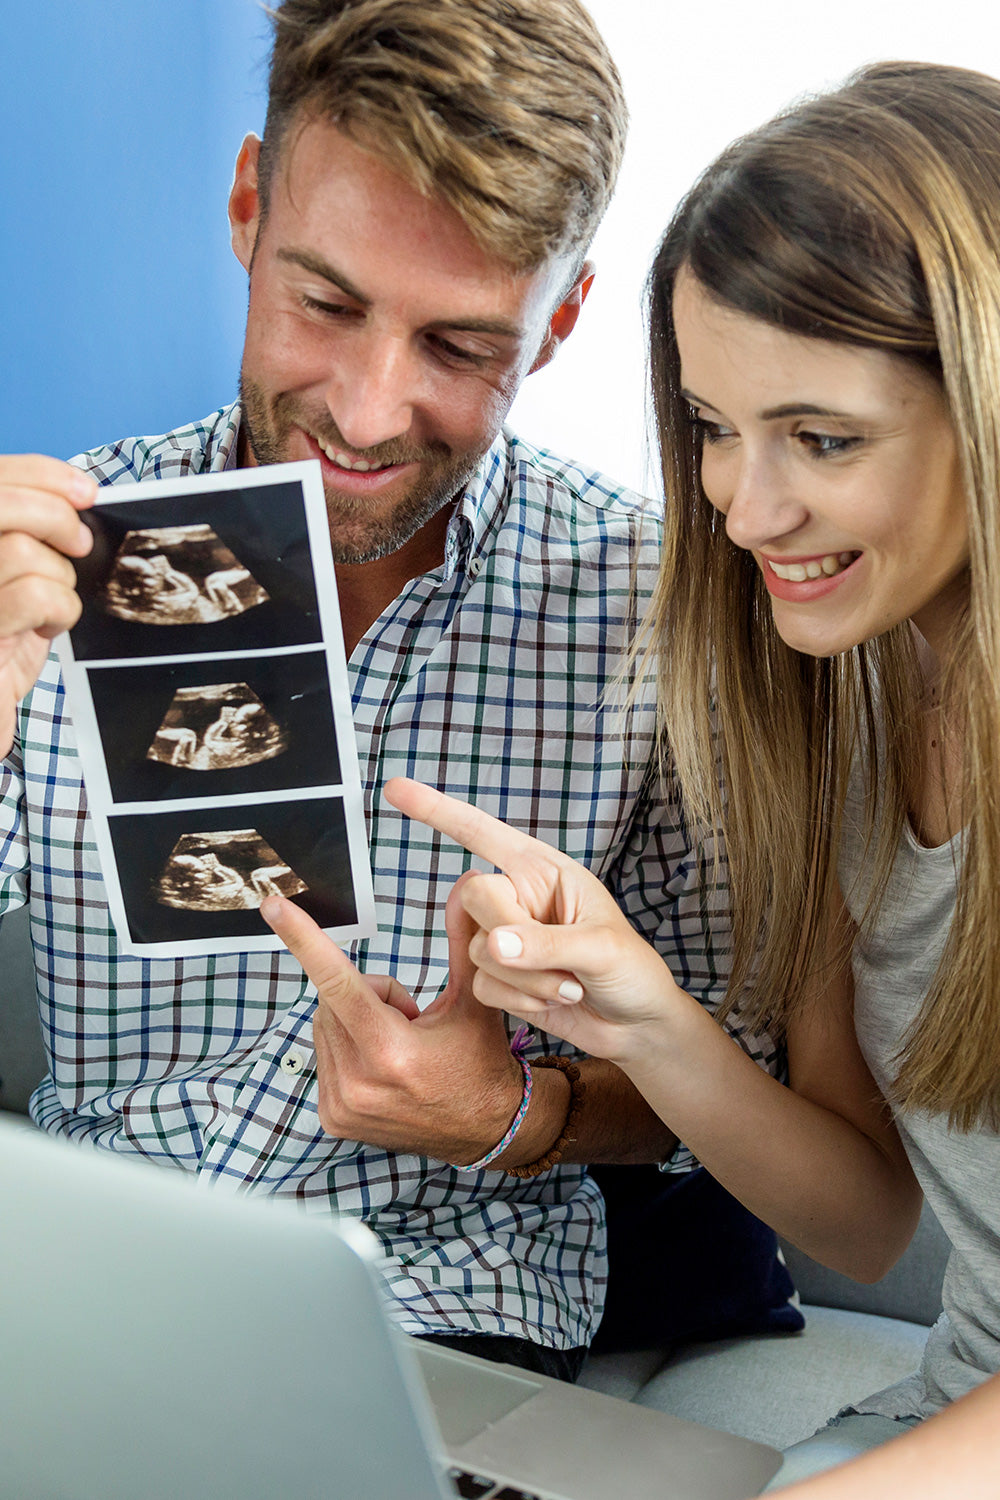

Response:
(0, 456), (96, 755)
(261, 881), (535, 1165)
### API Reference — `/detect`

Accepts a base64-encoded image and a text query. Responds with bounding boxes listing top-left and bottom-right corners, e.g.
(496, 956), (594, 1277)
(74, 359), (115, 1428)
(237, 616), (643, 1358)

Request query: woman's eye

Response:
(798, 431), (861, 458)
(686, 411), (734, 445)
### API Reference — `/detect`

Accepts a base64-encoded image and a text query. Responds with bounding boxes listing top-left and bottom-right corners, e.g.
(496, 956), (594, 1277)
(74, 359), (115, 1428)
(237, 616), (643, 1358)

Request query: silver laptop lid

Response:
(0, 1120), (449, 1500)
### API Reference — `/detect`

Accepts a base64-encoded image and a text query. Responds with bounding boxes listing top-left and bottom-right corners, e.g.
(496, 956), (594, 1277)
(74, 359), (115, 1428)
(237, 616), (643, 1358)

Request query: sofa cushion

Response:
(577, 1346), (671, 1402)
(620, 1304), (929, 1450)
(779, 1203), (949, 1328)
(0, 905), (45, 1116)
(589, 1165), (803, 1353)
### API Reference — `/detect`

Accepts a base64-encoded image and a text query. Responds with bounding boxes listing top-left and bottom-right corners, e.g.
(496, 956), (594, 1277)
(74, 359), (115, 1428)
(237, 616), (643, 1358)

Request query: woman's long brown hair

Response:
(640, 61), (1000, 1129)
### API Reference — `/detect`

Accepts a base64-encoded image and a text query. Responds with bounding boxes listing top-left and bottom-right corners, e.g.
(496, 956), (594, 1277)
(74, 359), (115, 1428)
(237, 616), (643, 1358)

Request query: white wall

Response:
(508, 0), (1000, 497)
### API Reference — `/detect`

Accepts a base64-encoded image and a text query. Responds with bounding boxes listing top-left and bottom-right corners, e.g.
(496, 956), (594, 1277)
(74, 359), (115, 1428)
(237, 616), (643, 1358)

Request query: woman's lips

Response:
(761, 550), (862, 601)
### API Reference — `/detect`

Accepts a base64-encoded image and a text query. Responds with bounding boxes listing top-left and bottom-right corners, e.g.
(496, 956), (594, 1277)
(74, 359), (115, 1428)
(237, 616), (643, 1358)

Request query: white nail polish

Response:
(557, 980), (584, 1003)
(495, 930), (523, 959)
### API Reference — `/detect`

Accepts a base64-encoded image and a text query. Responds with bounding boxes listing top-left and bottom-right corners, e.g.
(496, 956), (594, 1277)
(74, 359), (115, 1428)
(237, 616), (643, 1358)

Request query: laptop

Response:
(0, 1119), (781, 1499)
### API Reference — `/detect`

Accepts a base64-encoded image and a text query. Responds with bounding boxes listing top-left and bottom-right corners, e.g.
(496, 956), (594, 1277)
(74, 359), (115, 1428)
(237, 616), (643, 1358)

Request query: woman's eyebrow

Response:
(759, 402), (854, 421)
(681, 389), (856, 422)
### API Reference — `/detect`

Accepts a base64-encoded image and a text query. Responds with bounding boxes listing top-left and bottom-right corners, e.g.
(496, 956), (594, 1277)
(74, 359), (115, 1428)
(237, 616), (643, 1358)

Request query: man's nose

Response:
(323, 335), (416, 452)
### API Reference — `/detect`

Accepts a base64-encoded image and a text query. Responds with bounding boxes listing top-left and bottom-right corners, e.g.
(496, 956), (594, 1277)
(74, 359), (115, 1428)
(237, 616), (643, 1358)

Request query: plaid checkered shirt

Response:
(0, 403), (775, 1351)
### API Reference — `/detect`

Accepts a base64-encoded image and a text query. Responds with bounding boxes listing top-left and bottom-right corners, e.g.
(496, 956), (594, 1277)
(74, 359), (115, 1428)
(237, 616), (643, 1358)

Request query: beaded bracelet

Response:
(503, 1055), (586, 1179)
(449, 1026), (534, 1172)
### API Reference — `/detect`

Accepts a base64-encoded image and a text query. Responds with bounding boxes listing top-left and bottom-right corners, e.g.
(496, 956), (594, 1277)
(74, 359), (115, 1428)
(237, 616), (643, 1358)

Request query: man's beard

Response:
(239, 375), (483, 564)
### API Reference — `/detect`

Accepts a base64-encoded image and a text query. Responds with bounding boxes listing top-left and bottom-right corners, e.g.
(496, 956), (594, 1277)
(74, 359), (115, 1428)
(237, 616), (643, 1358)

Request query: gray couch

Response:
(580, 1208), (945, 1449)
(0, 901), (948, 1452)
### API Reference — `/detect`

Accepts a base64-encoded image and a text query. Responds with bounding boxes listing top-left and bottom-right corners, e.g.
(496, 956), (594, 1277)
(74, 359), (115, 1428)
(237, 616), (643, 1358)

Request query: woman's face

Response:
(672, 268), (970, 658)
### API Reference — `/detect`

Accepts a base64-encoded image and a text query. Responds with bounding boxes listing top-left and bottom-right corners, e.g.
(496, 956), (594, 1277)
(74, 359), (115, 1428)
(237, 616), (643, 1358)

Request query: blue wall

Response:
(2, 1), (269, 459)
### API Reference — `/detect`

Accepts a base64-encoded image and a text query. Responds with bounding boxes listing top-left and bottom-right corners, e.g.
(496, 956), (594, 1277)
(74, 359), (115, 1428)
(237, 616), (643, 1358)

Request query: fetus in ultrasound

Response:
(98, 525), (269, 625)
(147, 683), (288, 771)
(154, 829), (308, 912)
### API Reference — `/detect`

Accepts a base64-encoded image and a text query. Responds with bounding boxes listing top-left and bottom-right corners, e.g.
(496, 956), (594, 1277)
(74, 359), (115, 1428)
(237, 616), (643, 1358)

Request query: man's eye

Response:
(428, 334), (490, 367)
(300, 294), (355, 317)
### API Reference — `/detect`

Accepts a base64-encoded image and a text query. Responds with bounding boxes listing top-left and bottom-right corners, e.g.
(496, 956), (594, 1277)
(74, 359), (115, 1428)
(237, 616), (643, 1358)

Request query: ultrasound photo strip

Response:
(56, 459), (377, 958)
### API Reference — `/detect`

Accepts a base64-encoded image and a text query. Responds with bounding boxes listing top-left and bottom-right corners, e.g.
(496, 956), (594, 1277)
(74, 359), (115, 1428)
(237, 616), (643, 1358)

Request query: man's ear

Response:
(528, 261), (596, 375)
(229, 133), (264, 272)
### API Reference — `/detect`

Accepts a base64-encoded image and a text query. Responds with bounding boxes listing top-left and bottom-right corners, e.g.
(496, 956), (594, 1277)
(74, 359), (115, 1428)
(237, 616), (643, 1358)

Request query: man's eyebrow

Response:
(681, 389), (856, 421)
(441, 315), (524, 339)
(277, 247), (369, 303)
(276, 245), (523, 339)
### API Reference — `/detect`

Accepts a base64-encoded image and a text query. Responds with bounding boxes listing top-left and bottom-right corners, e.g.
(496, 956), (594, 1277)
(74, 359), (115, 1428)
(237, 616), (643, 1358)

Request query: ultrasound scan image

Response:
(146, 683), (289, 771)
(98, 525), (270, 625)
(154, 829), (308, 912)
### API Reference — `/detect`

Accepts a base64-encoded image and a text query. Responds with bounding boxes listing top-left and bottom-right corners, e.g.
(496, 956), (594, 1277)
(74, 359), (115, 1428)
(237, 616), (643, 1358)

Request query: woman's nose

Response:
(706, 450), (809, 553)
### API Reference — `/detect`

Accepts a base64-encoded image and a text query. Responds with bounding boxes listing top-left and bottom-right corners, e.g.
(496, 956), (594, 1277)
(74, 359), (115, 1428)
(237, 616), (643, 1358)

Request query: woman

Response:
(371, 61), (1000, 1494)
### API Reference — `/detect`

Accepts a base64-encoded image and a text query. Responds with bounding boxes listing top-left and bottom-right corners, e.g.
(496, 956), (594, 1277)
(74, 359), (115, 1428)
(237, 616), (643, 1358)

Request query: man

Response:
(0, 0), (774, 1380)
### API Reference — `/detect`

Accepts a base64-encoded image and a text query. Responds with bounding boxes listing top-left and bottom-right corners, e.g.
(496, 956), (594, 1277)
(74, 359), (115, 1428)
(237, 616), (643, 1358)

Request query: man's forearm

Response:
(492, 1058), (676, 1170)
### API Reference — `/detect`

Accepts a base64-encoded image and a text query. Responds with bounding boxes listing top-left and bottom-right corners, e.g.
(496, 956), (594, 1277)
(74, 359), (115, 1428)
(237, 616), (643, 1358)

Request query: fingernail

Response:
(260, 895), (284, 924)
(495, 929), (523, 959)
(557, 980), (584, 1003)
(76, 520), (94, 552)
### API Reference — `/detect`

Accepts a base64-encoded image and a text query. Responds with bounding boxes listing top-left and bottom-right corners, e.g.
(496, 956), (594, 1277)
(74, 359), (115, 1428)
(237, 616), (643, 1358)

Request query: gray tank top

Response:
(839, 795), (999, 1420)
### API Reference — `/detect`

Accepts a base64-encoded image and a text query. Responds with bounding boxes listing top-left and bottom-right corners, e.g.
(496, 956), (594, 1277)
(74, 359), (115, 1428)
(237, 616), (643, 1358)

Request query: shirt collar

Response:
(442, 429), (512, 582)
(222, 416), (241, 471)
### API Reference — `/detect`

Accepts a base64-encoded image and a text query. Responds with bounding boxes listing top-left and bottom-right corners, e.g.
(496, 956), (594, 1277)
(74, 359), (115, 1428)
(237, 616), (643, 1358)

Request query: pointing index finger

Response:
(384, 777), (552, 874)
(261, 894), (392, 1041)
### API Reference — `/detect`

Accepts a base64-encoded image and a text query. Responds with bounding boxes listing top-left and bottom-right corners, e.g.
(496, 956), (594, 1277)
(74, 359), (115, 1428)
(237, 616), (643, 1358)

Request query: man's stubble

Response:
(239, 374), (484, 564)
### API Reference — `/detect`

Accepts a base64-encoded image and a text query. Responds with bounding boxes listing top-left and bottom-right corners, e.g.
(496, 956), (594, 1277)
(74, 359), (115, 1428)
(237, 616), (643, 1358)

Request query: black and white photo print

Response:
(56, 460), (375, 957)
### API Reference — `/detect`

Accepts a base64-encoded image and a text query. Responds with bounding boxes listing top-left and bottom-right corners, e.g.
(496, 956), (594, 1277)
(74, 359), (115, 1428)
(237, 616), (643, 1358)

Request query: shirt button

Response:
(279, 1049), (305, 1075)
(467, 556), (482, 578)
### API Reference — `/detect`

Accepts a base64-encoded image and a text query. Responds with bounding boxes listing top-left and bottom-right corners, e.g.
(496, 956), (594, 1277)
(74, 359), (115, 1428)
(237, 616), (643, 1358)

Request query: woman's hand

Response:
(383, 777), (691, 1065)
(384, 780), (924, 1276)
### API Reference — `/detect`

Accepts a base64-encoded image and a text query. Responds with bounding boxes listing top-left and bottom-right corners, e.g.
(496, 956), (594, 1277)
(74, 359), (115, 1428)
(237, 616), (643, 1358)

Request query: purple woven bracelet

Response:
(450, 1026), (534, 1172)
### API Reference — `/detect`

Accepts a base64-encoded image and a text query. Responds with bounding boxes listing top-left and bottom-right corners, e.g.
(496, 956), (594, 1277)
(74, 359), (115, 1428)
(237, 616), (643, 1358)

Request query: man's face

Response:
(229, 120), (589, 562)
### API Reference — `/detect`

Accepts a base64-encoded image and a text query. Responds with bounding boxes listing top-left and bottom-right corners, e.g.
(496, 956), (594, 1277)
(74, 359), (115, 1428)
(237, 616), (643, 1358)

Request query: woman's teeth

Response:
(769, 551), (856, 582)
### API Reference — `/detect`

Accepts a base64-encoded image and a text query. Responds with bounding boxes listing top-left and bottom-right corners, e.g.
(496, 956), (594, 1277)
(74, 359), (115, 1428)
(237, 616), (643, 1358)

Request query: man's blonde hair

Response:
(259, 0), (627, 271)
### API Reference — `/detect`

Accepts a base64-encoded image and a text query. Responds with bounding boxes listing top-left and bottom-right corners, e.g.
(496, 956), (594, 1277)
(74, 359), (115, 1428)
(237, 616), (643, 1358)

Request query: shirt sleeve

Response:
(0, 730), (30, 914)
(606, 769), (783, 1171)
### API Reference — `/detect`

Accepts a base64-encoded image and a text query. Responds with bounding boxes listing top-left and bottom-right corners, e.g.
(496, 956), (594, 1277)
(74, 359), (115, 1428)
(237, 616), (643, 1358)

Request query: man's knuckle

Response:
(315, 1088), (342, 1135)
(317, 962), (355, 999)
(0, 531), (36, 570)
(317, 1102), (346, 1138)
(338, 1075), (379, 1117)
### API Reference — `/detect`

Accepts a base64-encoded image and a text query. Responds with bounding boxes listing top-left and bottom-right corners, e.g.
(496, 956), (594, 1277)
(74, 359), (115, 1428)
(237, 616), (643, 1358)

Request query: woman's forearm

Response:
(618, 990), (920, 1280)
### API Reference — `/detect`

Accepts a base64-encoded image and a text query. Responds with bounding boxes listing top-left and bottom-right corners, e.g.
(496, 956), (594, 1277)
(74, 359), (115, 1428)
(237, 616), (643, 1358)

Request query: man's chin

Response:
(323, 507), (446, 565)
(323, 468), (481, 564)
(328, 533), (407, 565)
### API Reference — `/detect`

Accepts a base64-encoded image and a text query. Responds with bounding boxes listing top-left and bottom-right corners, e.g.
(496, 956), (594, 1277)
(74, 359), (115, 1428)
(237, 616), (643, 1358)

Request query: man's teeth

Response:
(770, 551), (856, 582)
(316, 438), (384, 472)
